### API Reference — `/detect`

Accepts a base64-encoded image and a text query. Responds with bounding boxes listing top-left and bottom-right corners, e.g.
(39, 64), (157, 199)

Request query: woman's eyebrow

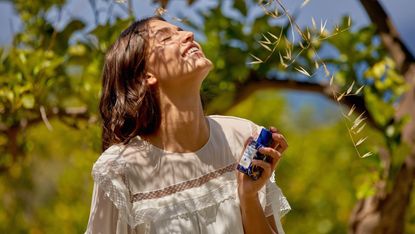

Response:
(154, 26), (184, 36)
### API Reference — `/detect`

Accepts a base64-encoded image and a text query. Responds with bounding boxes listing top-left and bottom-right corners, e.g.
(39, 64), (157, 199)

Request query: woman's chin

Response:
(178, 56), (213, 80)
(195, 57), (213, 71)
(194, 59), (213, 78)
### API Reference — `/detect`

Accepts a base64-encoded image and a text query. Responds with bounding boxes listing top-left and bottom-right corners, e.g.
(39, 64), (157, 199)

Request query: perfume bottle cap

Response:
(257, 128), (273, 147)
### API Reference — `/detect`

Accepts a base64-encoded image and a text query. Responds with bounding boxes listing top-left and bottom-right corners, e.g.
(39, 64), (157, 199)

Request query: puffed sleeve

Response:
(263, 178), (291, 234)
(85, 146), (144, 234)
(86, 183), (120, 233)
(248, 121), (291, 233)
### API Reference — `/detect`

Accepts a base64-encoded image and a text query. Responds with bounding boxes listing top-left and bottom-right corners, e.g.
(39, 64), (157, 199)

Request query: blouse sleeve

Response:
(248, 120), (291, 233)
(263, 179), (291, 234)
(85, 148), (146, 234)
(85, 183), (120, 233)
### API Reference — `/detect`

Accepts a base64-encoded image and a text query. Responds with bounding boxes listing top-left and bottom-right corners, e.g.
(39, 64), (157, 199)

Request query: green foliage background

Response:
(1, 0), (414, 233)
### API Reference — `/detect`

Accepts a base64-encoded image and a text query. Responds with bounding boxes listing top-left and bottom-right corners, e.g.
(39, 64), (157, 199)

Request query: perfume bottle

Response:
(237, 128), (273, 180)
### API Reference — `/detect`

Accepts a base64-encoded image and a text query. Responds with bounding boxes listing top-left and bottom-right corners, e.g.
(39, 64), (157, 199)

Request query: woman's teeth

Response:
(186, 47), (199, 56)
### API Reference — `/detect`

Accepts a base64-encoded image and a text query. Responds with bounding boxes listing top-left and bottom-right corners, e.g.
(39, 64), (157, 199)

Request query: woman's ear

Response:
(145, 72), (157, 85)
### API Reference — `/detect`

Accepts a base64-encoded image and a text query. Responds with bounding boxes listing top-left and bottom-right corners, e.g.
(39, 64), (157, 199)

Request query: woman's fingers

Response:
(258, 147), (281, 170)
(272, 133), (288, 152)
(251, 159), (272, 178)
(269, 126), (278, 133)
(269, 127), (288, 153)
(258, 147), (281, 160)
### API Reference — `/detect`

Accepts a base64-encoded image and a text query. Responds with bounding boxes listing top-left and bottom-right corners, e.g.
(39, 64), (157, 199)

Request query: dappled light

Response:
(1, 0), (414, 233)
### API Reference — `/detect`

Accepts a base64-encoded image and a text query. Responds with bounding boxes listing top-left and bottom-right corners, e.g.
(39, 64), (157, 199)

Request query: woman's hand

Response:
(237, 127), (288, 200)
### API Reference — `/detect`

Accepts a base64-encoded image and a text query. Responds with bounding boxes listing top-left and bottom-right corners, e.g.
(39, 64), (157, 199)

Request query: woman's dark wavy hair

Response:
(99, 16), (165, 151)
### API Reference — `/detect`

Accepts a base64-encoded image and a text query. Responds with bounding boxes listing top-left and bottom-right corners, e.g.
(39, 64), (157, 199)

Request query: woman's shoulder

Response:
(208, 115), (255, 126)
(92, 139), (155, 179)
(91, 144), (127, 180)
(94, 144), (125, 164)
(208, 115), (262, 135)
(94, 138), (152, 162)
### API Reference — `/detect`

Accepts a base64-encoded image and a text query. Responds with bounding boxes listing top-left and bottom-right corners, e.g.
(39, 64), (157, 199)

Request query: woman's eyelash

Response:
(162, 36), (172, 41)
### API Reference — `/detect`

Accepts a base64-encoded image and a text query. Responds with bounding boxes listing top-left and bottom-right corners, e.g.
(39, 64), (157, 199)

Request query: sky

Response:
(1, 0), (414, 52)
(0, 0), (414, 122)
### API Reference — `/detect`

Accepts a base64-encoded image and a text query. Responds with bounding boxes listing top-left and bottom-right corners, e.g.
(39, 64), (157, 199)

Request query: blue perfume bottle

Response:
(237, 128), (273, 180)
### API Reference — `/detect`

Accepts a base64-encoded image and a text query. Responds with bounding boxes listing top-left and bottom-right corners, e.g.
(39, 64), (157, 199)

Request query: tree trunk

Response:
(349, 151), (415, 234)
(350, 1), (415, 233)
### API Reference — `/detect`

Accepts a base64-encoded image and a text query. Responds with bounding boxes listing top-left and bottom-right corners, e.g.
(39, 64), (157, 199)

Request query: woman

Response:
(86, 16), (290, 234)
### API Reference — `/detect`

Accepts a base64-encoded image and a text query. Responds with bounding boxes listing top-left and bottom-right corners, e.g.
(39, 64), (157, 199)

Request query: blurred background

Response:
(0, 0), (414, 233)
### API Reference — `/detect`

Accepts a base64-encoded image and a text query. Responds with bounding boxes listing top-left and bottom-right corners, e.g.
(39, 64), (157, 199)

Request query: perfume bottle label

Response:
(237, 128), (273, 180)
(239, 142), (257, 168)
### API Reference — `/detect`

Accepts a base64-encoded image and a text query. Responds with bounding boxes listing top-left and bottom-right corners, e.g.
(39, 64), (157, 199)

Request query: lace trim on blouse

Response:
(131, 163), (237, 202)
(92, 145), (290, 228)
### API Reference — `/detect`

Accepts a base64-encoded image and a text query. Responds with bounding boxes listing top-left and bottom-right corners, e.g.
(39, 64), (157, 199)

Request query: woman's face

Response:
(145, 20), (212, 87)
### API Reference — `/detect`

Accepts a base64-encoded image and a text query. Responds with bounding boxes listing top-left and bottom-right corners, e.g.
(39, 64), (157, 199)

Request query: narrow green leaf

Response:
(22, 94), (35, 109)
(323, 63), (330, 77)
(299, 41), (305, 49)
(361, 152), (373, 158)
(279, 52), (287, 68)
(355, 137), (368, 146)
(267, 31), (279, 41)
(172, 16), (184, 22)
(352, 116), (366, 130)
(356, 111), (366, 121)
(155, 7), (167, 16)
(356, 123), (366, 134)
(320, 19), (327, 34)
(283, 48), (292, 60)
(311, 17), (317, 30)
(346, 81), (355, 95)
(348, 105), (356, 116)
(262, 33), (271, 44)
(295, 26), (303, 38)
(259, 41), (272, 52)
(314, 60), (319, 69)
(329, 75), (334, 86)
(337, 92), (345, 101)
(355, 85), (365, 95)
(335, 24), (340, 32)
(301, 0), (311, 8)
(19, 53), (27, 64)
(306, 27), (311, 40)
(273, 8), (279, 18)
(248, 54), (263, 64)
(295, 66), (311, 77)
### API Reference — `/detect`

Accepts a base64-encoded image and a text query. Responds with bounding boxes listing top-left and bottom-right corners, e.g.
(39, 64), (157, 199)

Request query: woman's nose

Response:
(181, 31), (194, 44)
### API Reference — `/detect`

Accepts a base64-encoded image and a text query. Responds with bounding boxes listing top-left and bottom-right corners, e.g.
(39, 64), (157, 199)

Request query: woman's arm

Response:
(239, 193), (278, 234)
(237, 127), (288, 234)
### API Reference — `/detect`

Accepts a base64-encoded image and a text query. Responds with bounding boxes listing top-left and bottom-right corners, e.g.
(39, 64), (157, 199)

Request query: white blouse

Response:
(86, 115), (290, 234)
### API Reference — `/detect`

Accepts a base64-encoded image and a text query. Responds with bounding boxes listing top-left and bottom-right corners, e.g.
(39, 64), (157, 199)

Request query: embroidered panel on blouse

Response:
(130, 163), (238, 202)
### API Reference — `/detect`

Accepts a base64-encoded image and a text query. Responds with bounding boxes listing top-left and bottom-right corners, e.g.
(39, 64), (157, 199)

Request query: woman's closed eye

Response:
(162, 36), (172, 42)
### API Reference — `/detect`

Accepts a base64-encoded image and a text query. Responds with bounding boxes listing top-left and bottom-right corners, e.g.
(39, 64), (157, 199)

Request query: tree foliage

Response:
(1, 0), (414, 233)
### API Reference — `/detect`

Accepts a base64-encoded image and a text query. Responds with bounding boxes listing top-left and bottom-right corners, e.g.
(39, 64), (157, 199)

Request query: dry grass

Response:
(121, 0), (373, 158)
(255, 0), (371, 158)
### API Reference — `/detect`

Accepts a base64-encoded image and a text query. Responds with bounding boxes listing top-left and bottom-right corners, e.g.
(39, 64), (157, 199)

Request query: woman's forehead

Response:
(147, 20), (179, 36)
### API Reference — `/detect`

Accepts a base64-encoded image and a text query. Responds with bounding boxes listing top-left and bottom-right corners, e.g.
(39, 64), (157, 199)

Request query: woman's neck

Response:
(143, 87), (209, 153)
